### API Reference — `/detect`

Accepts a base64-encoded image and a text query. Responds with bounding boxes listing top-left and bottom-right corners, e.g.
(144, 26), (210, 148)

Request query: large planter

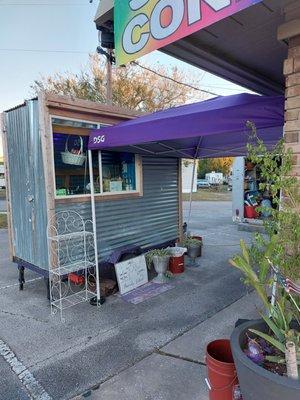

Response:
(187, 243), (202, 267)
(230, 319), (300, 400)
(191, 235), (203, 257)
(152, 255), (170, 284)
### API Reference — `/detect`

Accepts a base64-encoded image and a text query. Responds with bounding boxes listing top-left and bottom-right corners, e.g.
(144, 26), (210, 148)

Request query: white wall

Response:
(182, 159), (197, 193)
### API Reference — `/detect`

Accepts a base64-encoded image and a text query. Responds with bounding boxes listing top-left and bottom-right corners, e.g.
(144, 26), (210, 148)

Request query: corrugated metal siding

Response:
(5, 100), (48, 269)
(56, 157), (179, 262)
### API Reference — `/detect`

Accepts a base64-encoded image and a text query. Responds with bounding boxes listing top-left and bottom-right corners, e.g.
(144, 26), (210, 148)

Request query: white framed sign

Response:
(115, 255), (148, 295)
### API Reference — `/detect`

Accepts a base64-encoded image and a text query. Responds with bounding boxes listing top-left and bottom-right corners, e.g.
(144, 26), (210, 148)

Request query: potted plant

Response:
(145, 248), (171, 284)
(181, 236), (203, 266)
(229, 123), (300, 399)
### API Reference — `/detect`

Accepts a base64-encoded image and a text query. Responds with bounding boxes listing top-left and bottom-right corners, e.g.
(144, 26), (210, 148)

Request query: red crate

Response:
(69, 273), (85, 285)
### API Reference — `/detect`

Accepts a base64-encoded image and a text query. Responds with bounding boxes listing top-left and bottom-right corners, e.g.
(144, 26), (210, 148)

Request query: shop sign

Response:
(115, 255), (148, 295)
(115, 0), (262, 65)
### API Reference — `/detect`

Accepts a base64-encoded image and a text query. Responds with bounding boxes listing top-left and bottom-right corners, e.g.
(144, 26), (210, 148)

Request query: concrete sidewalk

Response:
(0, 201), (255, 400)
(79, 292), (259, 400)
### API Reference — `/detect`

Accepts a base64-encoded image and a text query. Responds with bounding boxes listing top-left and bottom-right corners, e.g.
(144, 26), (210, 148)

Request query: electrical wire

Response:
(0, 46), (241, 94)
(131, 61), (218, 97)
(0, 48), (92, 54)
(0, 1), (92, 5)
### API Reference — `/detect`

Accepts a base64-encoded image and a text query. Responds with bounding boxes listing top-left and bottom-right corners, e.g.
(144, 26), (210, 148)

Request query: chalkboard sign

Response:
(115, 255), (148, 295)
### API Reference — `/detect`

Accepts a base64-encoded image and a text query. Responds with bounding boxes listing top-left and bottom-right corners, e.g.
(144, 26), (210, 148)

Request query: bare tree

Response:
(31, 54), (209, 112)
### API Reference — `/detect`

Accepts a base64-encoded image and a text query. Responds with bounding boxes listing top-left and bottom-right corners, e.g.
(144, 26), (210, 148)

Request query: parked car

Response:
(205, 171), (224, 185)
(197, 179), (211, 189)
(0, 165), (5, 189)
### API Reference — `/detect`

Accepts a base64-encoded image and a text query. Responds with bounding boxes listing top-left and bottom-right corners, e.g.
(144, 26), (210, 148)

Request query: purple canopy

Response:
(88, 94), (284, 158)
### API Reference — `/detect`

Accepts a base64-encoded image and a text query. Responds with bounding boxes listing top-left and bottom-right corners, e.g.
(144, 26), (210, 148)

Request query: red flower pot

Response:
(244, 205), (259, 219)
(169, 255), (184, 274)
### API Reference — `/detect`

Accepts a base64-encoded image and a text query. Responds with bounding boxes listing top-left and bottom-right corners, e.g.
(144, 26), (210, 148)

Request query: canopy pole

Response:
(187, 158), (197, 232)
(187, 138), (203, 233)
(88, 150), (101, 305)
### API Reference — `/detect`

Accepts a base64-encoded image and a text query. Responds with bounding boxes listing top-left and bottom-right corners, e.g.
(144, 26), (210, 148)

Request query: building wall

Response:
(4, 100), (49, 268)
(56, 156), (179, 263)
(281, 3), (300, 177)
(284, 34), (300, 177)
(181, 159), (197, 193)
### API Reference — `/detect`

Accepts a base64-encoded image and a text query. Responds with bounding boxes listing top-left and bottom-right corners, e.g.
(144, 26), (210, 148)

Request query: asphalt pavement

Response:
(0, 201), (255, 400)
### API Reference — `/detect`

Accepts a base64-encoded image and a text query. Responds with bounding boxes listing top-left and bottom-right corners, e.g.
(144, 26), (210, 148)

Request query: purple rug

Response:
(119, 281), (174, 304)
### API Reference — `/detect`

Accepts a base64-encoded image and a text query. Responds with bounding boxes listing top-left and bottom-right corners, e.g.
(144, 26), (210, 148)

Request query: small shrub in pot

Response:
(145, 248), (171, 284)
(181, 236), (203, 266)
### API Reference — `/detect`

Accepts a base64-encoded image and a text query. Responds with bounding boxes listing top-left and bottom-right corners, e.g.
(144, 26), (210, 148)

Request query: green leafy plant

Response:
(230, 122), (300, 377)
(145, 248), (171, 270)
(181, 236), (202, 247)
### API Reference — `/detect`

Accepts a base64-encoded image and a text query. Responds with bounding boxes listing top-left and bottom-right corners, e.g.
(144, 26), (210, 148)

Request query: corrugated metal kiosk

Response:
(2, 93), (283, 313)
(2, 93), (181, 310)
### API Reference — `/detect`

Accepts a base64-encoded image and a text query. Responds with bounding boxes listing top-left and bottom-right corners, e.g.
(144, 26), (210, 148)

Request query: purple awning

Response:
(88, 94), (284, 158)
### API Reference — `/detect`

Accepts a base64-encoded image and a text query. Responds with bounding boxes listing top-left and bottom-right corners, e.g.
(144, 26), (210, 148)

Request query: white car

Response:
(0, 165), (5, 189)
(197, 179), (211, 189)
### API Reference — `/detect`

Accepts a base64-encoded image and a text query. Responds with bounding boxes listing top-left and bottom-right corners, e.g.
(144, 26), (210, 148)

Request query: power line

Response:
(131, 61), (218, 97)
(0, 1), (92, 5)
(0, 48), (91, 54)
(0, 46), (240, 94)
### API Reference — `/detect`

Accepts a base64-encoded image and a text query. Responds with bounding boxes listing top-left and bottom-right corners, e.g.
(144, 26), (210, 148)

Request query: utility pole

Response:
(106, 49), (113, 105)
(97, 28), (115, 106)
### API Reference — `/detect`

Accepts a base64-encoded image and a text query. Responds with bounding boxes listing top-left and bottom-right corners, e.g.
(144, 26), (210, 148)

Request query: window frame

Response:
(51, 116), (143, 201)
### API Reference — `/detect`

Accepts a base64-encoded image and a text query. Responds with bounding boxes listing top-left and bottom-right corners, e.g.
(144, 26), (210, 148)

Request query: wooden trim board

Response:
(45, 93), (140, 119)
(38, 93), (56, 227)
(1, 113), (15, 260)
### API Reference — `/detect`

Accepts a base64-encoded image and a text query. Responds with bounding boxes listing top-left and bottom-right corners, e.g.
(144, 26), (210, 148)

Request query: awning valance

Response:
(88, 94), (284, 158)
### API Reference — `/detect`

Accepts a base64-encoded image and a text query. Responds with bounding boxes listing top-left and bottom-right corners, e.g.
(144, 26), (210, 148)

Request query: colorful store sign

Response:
(115, 0), (262, 65)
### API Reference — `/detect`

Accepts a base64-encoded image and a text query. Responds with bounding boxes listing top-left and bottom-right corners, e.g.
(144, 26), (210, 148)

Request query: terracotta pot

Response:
(245, 161), (255, 171)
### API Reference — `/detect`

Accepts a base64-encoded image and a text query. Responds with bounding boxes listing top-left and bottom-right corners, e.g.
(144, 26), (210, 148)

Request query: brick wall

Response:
(284, 35), (300, 176)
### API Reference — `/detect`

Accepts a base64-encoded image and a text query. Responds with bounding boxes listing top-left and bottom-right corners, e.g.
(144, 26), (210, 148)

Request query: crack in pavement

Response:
(0, 309), (48, 324)
(155, 349), (206, 366)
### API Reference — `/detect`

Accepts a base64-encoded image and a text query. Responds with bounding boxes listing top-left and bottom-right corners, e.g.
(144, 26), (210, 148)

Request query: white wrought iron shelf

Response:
(51, 290), (95, 311)
(47, 210), (99, 321)
(50, 260), (96, 276)
(50, 231), (94, 241)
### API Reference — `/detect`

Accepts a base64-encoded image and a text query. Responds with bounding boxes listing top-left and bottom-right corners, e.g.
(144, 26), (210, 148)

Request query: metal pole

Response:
(98, 151), (103, 193)
(88, 150), (101, 304)
(270, 190), (283, 309)
(106, 50), (113, 105)
(187, 138), (202, 232)
(187, 158), (196, 232)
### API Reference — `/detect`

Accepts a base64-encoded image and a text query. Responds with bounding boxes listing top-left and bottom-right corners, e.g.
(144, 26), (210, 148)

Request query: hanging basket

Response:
(61, 135), (86, 166)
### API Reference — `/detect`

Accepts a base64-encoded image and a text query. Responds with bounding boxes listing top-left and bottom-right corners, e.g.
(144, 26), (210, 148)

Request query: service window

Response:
(52, 118), (142, 199)
(101, 151), (137, 193)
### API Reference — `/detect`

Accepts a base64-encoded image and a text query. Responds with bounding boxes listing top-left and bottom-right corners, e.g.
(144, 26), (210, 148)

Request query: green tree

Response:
(31, 54), (209, 112)
(198, 157), (233, 178)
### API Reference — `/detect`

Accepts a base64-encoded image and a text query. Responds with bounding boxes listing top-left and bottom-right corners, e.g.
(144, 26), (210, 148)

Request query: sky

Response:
(0, 0), (251, 156)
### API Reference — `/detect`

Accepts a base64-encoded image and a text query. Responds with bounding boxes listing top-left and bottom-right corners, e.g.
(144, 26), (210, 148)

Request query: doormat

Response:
(119, 281), (174, 305)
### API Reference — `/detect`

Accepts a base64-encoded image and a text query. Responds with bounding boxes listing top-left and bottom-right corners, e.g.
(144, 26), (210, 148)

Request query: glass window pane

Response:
(52, 118), (98, 130)
(53, 133), (99, 196)
(102, 151), (136, 193)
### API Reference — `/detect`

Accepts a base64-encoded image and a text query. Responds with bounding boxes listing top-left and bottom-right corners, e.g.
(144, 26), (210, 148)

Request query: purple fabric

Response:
(88, 94), (284, 158)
